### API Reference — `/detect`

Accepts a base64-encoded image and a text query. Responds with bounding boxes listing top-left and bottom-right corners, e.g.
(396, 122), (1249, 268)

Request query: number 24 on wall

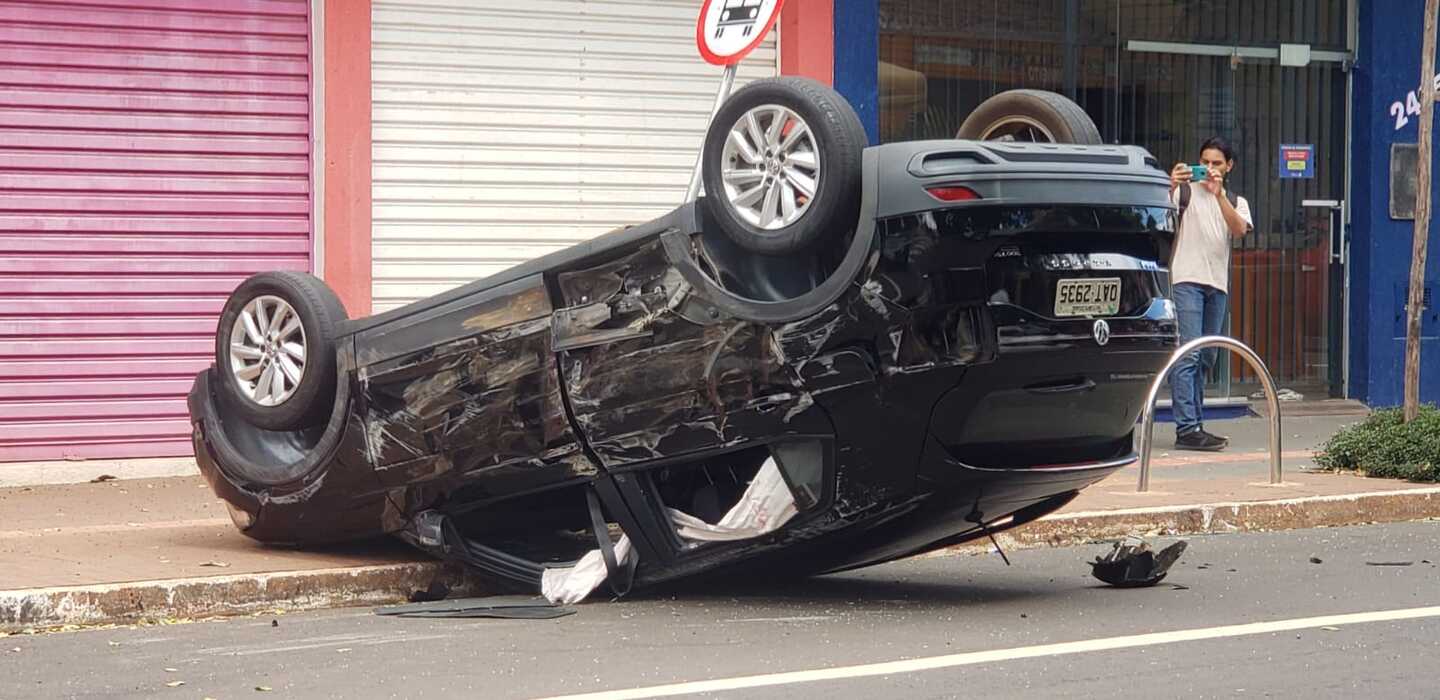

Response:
(1391, 74), (1440, 130)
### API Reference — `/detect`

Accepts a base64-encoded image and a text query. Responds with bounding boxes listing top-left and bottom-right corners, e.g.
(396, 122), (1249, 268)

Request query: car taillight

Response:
(925, 185), (982, 202)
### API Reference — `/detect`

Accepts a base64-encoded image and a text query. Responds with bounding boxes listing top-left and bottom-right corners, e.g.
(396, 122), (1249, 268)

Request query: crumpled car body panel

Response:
(190, 142), (1179, 588)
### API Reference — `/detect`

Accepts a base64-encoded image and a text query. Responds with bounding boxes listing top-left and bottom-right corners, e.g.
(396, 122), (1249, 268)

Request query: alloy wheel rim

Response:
(228, 295), (307, 406)
(720, 104), (821, 230)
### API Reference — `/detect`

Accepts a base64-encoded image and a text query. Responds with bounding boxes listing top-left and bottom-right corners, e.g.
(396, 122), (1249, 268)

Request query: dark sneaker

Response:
(1200, 429), (1230, 447)
(1175, 430), (1226, 452)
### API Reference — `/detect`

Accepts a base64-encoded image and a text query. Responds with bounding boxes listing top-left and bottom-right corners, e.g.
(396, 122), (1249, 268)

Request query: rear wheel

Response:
(956, 89), (1103, 145)
(701, 77), (866, 256)
(214, 271), (347, 431)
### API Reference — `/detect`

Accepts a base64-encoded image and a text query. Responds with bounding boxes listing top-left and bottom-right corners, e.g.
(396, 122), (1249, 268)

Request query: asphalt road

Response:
(3, 521), (1437, 699)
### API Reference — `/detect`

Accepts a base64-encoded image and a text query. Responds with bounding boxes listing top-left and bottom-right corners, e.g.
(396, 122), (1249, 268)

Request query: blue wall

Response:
(833, 0), (878, 145)
(1353, 0), (1440, 406)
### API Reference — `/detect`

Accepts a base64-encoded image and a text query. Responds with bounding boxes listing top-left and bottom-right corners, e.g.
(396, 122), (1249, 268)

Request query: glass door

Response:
(877, 0), (1353, 398)
(1115, 47), (1348, 398)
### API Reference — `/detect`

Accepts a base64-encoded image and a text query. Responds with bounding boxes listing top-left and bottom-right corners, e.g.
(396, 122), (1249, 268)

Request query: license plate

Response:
(1054, 277), (1121, 317)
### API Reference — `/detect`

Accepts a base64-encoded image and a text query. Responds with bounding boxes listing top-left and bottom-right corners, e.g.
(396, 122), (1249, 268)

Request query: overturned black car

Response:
(190, 78), (1178, 599)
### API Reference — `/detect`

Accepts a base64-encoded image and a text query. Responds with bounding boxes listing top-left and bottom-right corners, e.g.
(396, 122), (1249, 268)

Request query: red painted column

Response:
(780, 0), (834, 85)
(322, 0), (372, 317)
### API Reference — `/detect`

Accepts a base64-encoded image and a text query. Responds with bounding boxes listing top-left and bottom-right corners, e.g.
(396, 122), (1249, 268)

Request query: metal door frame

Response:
(1124, 13), (1357, 400)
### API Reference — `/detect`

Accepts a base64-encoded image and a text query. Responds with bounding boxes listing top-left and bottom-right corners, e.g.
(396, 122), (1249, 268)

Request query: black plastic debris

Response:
(408, 580), (451, 603)
(1309, 557), (1323, 564)
(1365, 561), (1415, 567)
(1090, 538), (1189, 587)
(375, 596), (576, 620)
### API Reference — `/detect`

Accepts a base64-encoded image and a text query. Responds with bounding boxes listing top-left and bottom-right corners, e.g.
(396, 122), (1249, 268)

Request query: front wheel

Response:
(214, 271), (347, 431)
(701, 77), (866, 256)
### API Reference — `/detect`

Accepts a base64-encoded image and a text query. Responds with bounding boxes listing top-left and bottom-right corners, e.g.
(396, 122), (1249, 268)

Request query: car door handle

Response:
(1025, 377), (1096, 394)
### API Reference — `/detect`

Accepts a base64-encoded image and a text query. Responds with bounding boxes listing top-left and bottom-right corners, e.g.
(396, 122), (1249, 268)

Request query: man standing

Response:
(1167, 137), (1254, 451)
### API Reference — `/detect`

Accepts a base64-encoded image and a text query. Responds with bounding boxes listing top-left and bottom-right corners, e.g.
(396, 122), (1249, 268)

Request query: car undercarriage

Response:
(191, 79), (1178, 602)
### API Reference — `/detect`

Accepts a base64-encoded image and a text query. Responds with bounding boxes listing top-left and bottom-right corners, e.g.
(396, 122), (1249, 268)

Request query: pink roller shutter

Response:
(0, 0), (312, 462)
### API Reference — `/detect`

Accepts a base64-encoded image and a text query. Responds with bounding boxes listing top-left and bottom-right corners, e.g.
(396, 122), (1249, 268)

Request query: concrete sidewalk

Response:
(7, 412), (1437, 632)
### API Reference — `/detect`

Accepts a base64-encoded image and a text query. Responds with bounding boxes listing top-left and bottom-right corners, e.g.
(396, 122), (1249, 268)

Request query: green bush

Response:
(1314, 405), (1440, 481)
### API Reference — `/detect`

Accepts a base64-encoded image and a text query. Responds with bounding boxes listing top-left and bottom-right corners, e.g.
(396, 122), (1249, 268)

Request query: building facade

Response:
(1, 0), (1436, 463)
(831, 0), (1440, 411)
(0, 0), (316, 461)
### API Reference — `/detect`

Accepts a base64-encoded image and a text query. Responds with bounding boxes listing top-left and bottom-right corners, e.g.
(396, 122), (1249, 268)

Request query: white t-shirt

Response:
(1169, 183), (1253, 293)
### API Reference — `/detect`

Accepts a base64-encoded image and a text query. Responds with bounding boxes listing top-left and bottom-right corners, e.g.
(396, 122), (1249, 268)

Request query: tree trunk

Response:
(1405, 0), (1440, 422)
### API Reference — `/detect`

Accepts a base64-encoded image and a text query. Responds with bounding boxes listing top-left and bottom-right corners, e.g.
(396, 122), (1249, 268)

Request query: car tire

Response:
(214, 271), (347, 431)
(956, 89), (1103, 144)
(701, 77), (866, 256)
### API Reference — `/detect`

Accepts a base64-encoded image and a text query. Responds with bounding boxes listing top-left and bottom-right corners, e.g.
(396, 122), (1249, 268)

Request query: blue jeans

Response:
(1169, 283), (1229, 436)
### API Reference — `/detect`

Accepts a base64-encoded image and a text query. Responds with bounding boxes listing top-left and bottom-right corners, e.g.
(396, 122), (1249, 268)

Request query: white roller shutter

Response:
(371, 0), (778, 312)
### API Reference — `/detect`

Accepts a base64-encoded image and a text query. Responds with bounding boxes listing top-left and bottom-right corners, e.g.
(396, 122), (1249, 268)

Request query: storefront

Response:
(0, 0), (794, 463)
(0, 0), (316, 461)
(844, 0), (1355, 402)
(364, 1), (779, 313)
(8, 0), (1440, 465)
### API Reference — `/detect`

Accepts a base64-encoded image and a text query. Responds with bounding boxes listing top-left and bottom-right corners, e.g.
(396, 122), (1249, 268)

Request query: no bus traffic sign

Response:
(695, 0), (786, 66)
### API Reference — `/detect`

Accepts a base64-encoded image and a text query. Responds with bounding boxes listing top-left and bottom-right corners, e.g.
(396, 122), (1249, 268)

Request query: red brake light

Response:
(925, 186), (982, 202)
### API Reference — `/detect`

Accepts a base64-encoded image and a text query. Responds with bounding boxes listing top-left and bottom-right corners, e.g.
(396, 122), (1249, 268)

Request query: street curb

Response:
(4, 487), (1439, 632)
(0, 562), (451, 633)
(936, 486), (1440, 556)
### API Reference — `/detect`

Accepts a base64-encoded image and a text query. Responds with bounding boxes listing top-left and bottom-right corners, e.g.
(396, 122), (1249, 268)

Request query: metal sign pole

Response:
(685, 63), (738, 203)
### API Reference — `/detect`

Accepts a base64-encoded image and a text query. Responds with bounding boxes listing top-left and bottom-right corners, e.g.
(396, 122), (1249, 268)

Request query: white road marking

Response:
(537, 605), (1440, 700)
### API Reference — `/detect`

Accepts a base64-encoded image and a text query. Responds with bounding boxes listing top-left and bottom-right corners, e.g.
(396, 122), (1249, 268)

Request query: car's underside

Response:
(192, 80), (1179, 601)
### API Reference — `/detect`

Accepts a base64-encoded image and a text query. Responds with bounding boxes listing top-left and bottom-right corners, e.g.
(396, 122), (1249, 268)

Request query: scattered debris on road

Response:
(1365, 561), (1415, 567)
(198, 561), (230, 568)
(1309, 557), (1323, 564)
(1090, 538), (1188, 587)
(90, 474), (116, 483)
(408, 580), (450, 603)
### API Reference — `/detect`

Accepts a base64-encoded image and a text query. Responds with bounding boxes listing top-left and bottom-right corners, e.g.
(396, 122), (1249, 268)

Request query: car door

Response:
(548, 238), (824, 469)
(353, 274), (595, 496)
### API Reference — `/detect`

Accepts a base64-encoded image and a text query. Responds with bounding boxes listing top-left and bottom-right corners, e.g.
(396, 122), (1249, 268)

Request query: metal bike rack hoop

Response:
(1136, 335), (1282, 492)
